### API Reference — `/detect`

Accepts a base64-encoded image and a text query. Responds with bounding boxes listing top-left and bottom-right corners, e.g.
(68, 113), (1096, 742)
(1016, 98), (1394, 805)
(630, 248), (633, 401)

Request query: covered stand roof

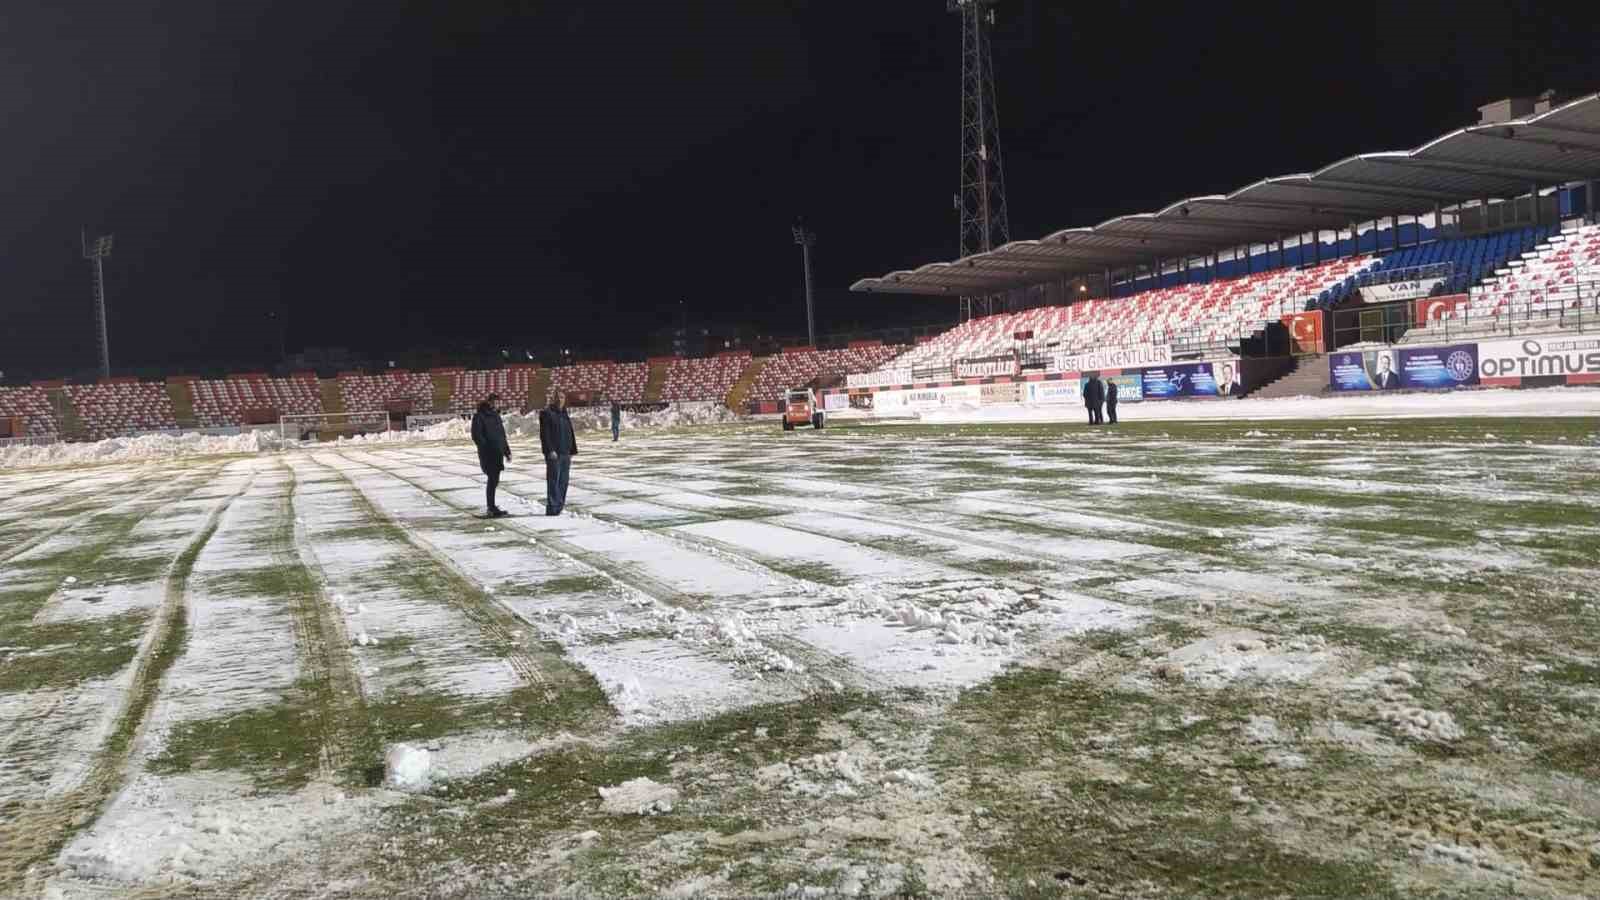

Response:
(852, 93), (1600, 296)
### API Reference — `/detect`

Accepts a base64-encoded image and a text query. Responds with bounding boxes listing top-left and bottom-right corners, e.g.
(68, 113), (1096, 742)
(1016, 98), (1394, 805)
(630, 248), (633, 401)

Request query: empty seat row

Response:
(63, 382), (177, 441)
(660, 354), (751, 402)
(340, 372), (434, 413)
(0, 386), (59, 437)
(753, 345), (907, 400)
(191, 376), (322, 427)
(449, 368), (537, 414)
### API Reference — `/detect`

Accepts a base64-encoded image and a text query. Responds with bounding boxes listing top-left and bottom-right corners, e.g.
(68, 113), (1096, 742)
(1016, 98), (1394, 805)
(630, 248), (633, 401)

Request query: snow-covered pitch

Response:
(2, 409), (1598, 898)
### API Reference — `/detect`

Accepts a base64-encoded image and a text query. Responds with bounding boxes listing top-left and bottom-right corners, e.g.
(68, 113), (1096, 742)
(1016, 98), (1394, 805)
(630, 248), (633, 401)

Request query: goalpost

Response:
(278, 410), (394, 447)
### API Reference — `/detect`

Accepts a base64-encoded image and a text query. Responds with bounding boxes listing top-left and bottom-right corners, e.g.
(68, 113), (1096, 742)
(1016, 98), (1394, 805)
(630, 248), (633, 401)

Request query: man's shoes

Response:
(491, 508), (510, 518)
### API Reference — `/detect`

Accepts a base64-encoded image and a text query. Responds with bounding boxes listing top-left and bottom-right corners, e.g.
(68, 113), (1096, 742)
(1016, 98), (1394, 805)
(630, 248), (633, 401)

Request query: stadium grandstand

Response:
(4, 94), (1597, 444)
(843, 91), (1600, 398)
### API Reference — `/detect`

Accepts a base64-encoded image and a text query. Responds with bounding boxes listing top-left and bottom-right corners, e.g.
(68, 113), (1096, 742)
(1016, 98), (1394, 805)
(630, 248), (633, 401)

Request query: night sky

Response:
(2, 1), (1593, 380)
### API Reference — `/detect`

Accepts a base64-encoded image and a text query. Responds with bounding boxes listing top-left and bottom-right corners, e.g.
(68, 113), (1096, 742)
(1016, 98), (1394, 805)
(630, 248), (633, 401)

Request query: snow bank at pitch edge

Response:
(0, 430), (281, 469)
(334, 401), (743, 446)
(914, 386), (1600, 424)
(0, 402), (743, 467)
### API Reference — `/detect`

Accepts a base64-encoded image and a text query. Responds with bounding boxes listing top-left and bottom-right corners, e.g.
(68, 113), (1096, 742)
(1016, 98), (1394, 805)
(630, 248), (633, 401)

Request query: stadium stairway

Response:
(643, 362), (670, 403)
(430, 374), (453, 414)
(49, 386), (88, 441)
(1246, 354), (1328, 399)
(529, 368), (551, 409)
(167, 382), (198, 429)
(725, 356), (767, 411)
(320, 379), (347, 416)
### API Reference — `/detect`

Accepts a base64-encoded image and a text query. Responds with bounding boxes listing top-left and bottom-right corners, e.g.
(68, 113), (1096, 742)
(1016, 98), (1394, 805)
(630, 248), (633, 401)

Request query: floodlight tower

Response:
(82, 230), (115, 379)
(792, 221), (817, 347)
(950, 0), (1010, 319)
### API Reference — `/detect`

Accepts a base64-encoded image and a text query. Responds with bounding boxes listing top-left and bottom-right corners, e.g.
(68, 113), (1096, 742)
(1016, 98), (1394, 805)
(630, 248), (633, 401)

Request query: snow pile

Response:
(335, 401), (742, 447)
(756, 751), (870, 798)
(846, 584), (1025, 648)
(913, 385), (1600, 424)
(383, 743), (432, 792)
(1378, 706), (1464, 743)
(597, 777), (679, 815)
(0, 430), (280, 469)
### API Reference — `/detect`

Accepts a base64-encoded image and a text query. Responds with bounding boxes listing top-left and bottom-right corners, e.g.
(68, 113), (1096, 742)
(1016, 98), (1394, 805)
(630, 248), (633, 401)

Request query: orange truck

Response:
(781, 388), (825, 431)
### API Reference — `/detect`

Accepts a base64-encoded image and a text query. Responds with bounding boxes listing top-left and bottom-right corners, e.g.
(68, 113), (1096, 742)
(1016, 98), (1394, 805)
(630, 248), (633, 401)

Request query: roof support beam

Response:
(1383, 154), (1595, 184)
(1283, 177), (1469, 204)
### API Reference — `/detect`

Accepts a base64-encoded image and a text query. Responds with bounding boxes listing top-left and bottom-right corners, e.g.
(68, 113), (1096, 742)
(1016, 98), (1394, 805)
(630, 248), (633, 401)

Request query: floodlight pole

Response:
(950, 0), (1010, 321)
(82, 230), (115, 379)
(792, 223), (817, 346)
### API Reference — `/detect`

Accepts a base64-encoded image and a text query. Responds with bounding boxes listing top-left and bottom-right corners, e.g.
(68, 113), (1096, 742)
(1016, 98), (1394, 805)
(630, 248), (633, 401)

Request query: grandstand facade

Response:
(4, 96), (1598, 445)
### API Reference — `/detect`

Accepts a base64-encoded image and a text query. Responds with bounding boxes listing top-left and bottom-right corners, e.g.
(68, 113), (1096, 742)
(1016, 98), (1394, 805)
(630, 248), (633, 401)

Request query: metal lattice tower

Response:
(792, 222), (818, 347)
(82, 230), (115, 379)
(951, 0), (1010, 319)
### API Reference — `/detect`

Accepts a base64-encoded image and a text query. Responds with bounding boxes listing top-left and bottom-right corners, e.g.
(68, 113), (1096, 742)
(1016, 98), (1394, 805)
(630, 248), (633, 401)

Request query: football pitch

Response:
(2, 416), (1598, 898)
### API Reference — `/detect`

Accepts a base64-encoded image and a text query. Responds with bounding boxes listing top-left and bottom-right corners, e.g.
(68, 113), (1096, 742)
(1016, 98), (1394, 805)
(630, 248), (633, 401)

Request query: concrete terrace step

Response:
(724, 357), (766, 411)
(1246, 354), (1328, 400)
(642, 362), (670, 404)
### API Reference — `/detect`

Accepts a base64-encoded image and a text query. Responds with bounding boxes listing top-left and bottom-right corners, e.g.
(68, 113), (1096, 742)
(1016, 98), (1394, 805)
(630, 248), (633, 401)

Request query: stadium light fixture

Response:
(792, 221), (817, 347)
(81, 229), (116, 379)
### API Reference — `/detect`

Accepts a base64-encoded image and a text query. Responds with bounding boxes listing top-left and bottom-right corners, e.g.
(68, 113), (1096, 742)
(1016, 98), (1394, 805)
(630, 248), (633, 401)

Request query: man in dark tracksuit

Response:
(1083, 374), (1105, 425)
(1105, 379), (1119, 425)
(470, 393), (511, 517)
(610, 400), (622, 442)
(539, 391), (579, 516)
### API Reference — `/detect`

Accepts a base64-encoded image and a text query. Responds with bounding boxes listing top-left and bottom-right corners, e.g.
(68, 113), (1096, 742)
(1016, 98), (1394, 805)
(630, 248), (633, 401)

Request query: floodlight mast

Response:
(950, 0), (1010, 320)
(792, 222), (818, 347)
(82, 229), (115, 379)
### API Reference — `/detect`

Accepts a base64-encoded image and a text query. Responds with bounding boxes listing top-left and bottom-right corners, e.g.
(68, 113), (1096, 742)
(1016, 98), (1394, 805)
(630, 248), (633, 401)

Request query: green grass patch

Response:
(150, 680), (325, 790)
(0, 610), (151, 693)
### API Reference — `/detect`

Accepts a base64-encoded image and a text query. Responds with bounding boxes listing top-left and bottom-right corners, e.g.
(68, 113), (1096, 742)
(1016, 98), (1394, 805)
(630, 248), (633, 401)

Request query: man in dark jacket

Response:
(1083, 374), (1105, 425)
(470, 393), (512, 517)
(539, 391), (579, 516)
(1105, 378), (1119, 424)
(610, 399), (622, 442)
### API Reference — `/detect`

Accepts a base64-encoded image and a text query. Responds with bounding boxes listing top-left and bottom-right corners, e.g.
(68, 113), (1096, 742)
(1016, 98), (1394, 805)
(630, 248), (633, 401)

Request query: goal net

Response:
(278, 410), (393, 446)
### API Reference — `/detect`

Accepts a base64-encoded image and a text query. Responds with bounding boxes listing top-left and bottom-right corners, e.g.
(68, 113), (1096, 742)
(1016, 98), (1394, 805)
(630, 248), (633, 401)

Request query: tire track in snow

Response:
(0, 463), (257, 894)
(297, 453), (552, 701)
(322, 450), (858, 710)
(281, 458), (374, 782)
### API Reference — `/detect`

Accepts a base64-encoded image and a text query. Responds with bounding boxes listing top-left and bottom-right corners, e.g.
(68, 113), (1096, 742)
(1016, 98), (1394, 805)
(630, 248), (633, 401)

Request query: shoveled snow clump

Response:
(597, 777), (679, 815)
(384, 743), (432, 792)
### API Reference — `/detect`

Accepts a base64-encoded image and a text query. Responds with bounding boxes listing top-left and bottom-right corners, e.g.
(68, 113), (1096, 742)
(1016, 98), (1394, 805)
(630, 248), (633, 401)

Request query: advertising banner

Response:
(1142, 362), (1226, 399)
(1051, 343), (1172, 374)
(979, 382), (1022, 405)
(1360, 277), (1445, 304)
(1329, 349), (1404, 390)
(1478, 337), (1600, 379)
(1414, 294), (1470, 325)
(1332, 344), (1480, 390)
(848, 393), (875, 411)
(878, 384), (981, 412)
(823, 392), (849, 411)
(1396, 344), (1479, 389)
(1281, 311), (1325, 354)
(846, 369), (911, 389)
(1023, 379), (1082, 405)
(1101, 372), (1145, 402)
(912, 364), (953, 383)
(956, 355), (1019, 379)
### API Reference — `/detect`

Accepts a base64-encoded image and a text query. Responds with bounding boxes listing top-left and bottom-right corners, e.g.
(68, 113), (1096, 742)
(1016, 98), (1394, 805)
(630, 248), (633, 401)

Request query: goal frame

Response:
(278, 410), (394, 446)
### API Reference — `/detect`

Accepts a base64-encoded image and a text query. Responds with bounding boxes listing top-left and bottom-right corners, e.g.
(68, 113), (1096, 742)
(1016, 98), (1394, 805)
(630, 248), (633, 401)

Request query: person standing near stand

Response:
(539, 391), (579, 516)
(1083, 374), (1105, 425)
(1105, 378), (1119, 424)
(471, 393), (511, 517)
(610, 399), (622, 442)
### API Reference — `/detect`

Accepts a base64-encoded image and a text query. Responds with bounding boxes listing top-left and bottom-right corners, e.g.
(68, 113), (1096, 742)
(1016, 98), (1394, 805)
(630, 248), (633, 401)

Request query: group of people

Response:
(1082, 373), (1119, 425)
(470, 391), (580, 518)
